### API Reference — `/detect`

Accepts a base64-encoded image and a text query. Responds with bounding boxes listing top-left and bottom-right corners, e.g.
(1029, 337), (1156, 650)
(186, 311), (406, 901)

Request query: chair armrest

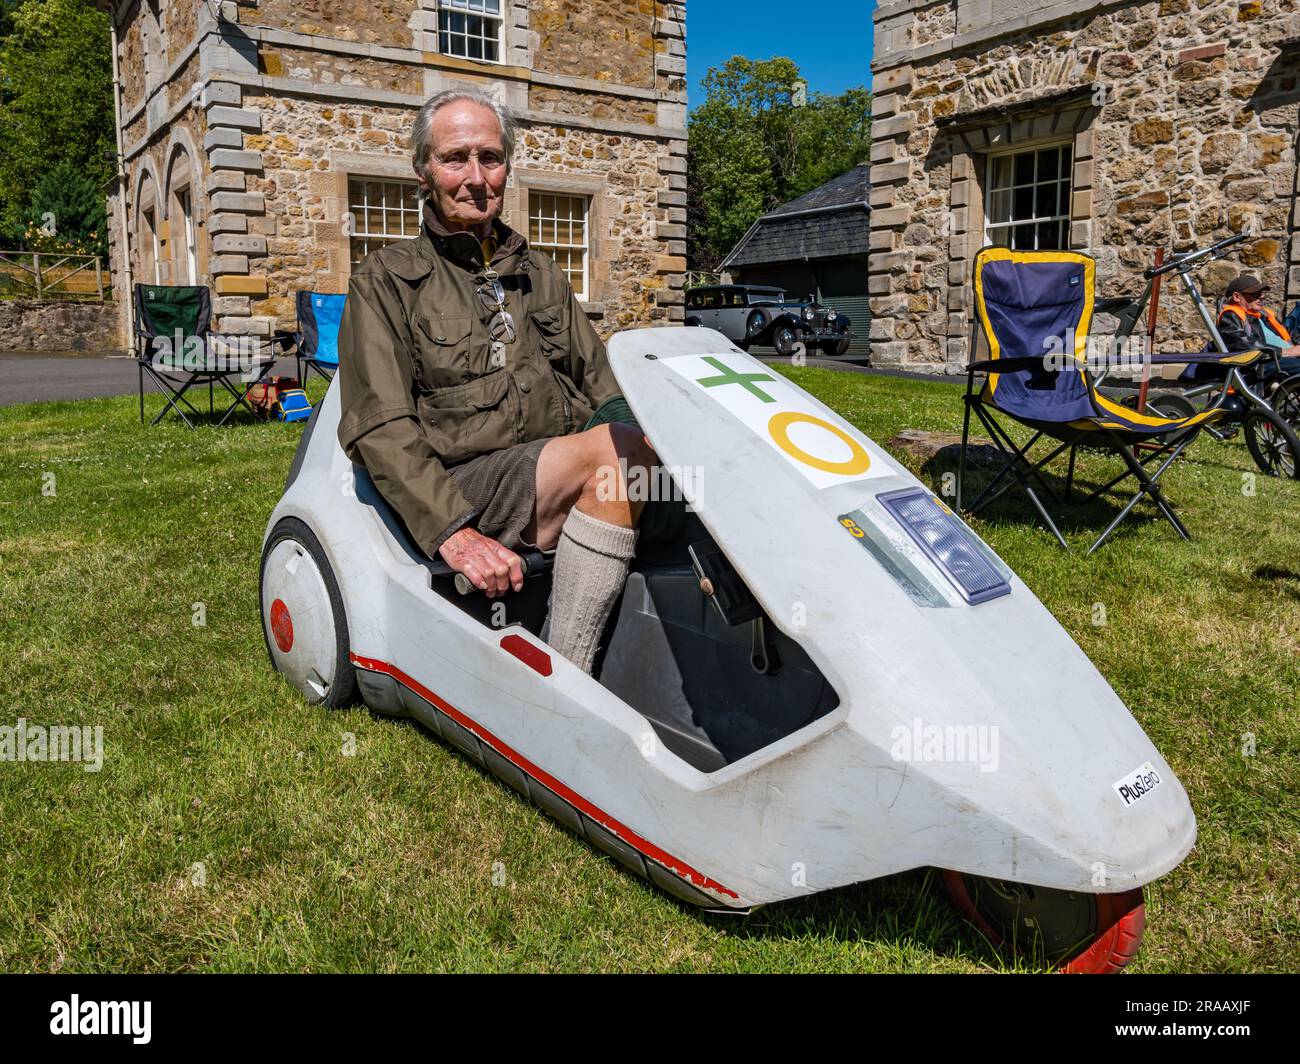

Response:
(965, 356), (1049, 374)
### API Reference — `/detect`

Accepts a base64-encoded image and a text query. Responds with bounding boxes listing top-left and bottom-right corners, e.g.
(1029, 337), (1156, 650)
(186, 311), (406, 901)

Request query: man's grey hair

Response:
(411, 88), (517, 179)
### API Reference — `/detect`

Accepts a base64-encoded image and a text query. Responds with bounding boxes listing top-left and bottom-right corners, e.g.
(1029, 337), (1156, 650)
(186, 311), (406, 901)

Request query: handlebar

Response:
(425, 550), (551, 595)
(1143, 232), (1250, 279)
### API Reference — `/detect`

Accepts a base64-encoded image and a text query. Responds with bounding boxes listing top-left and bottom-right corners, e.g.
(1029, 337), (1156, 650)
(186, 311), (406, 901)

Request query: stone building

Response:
(104, 0), (688, 346)
(868, 0), (1300, 372)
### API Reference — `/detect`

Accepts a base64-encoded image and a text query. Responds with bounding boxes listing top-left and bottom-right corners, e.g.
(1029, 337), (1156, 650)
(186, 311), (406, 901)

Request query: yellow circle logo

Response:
(767, 411), (872, 475)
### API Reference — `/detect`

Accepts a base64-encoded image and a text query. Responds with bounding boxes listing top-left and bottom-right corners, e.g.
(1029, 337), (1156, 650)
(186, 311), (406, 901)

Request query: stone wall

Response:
(259, 45), (425, 94)
(0, 301), (124, 355)
(870, 0), (1300, 372)
(241, 0), (422, 49)
(531, 0), (658, 88)
(529, 84), (658, 125)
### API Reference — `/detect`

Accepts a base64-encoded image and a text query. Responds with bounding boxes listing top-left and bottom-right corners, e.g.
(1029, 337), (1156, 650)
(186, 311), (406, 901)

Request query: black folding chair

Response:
(958, 248), (1228, 554)
(135, 284), (273, 427)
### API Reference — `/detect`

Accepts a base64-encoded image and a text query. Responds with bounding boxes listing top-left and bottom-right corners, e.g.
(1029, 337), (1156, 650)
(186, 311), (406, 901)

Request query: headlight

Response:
(827, 309), (838, 321)
(803, 307), (815, 321)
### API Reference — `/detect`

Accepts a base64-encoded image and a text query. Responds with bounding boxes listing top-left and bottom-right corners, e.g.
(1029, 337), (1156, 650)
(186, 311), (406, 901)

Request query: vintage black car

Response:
(683, 285), (853, 357)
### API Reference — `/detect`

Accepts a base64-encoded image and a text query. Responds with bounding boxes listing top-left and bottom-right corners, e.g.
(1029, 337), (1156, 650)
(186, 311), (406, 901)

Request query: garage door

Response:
(816, 260), (871, 357)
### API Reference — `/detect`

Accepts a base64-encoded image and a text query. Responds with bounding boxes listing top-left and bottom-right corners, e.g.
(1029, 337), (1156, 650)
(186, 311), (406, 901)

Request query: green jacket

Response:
(337, 202), (618, 556)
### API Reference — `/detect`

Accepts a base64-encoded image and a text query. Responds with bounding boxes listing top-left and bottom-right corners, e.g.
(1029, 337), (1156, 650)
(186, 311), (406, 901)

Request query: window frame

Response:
(528, 190), (590, 302)
(142, 206), (160, 285)
(436, 0), (506, 65)
(175, 186), (196, 285)
(983, 140), (1073, 252)
(345, 176), (423, 270)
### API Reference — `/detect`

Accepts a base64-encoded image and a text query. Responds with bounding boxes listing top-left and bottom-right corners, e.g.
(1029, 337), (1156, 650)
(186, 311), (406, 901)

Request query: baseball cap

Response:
(1226, 274), (1267, 298)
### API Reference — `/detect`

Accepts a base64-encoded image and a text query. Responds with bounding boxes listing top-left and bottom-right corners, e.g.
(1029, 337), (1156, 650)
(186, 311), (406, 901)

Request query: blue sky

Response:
(687, 0), (876, 110)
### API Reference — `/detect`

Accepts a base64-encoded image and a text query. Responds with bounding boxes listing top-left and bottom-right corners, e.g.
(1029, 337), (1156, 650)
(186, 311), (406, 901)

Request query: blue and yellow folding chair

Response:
(958, 248), (1227, 554)
(289, 291), (347, 383)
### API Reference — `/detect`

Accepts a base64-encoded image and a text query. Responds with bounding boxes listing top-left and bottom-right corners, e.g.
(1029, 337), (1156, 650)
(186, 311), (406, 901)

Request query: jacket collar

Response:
(420, 199), (528, 273)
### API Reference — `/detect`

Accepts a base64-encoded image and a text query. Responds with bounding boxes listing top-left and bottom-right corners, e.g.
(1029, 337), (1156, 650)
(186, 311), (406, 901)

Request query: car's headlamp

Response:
(803, 307), (815, 320)
(827, 309), (838, 320)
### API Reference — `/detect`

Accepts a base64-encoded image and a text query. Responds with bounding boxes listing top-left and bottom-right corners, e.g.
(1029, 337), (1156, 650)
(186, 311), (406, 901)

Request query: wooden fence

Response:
(0, 251), (107, 301)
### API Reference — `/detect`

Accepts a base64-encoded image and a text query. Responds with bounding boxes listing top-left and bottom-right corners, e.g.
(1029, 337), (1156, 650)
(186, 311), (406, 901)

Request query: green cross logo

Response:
(694, 356), (777, 403)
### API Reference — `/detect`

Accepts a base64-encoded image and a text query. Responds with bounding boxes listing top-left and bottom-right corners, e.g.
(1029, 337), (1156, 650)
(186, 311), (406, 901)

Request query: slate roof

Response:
(721, 163), (871, 269)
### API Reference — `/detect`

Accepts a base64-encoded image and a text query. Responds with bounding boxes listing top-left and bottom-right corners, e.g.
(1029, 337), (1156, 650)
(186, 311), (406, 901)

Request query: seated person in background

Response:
(337, 88), (657, 675)
(1216, 274), (1300, 371)
(1184, 273), (1300, 385)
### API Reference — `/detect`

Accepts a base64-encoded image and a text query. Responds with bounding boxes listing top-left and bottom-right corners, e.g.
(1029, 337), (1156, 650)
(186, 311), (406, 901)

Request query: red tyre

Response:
(942, 871), (1145, 973)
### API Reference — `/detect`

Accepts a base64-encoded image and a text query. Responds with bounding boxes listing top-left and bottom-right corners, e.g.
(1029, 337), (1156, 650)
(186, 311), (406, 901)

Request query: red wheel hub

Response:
(270, 598), (294, 653)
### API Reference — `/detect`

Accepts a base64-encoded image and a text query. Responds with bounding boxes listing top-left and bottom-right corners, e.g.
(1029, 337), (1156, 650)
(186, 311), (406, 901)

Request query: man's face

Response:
(420, 101), (508, 233)
(1231, 290), (1265, 310)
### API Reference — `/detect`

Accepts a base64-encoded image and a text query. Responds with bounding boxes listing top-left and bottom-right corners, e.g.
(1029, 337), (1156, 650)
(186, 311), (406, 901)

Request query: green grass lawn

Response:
(1, 367), (1296, 973)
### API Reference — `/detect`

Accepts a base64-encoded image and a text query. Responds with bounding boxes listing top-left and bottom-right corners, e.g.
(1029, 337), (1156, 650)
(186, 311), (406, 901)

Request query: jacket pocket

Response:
(413, 314), (474, 389)
(529, 303), (567, 359)
(551, 367), (594, 432)
(416, 369), (515, 465)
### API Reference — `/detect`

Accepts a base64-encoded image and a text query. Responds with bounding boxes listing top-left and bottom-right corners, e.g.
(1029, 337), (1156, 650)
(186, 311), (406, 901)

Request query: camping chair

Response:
(957, 248), (1228, 554)
(285, 291), (346, 383)
(134, 284), (273, 428)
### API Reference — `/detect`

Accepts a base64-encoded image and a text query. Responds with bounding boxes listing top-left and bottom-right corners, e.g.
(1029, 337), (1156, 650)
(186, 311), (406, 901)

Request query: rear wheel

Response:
(943, 871), (1145, 973)
(1145, 392), (1199, 447)
(744, 311), (767, 348)
(685, 316), (702, 328)
(259, 516), (358, 707)
(1244, 408), (1300, 479)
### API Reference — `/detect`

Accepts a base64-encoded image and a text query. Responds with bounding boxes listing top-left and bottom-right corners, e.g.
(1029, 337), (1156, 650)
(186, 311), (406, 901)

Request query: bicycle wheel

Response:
(1244, 408), (1300, 479)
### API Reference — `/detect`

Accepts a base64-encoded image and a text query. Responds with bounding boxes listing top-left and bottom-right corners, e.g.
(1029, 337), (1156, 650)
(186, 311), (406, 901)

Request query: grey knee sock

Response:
(547, 507), (638, 674)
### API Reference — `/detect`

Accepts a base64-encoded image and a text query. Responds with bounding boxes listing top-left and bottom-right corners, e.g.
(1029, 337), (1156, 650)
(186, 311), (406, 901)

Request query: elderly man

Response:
(1216, 274), (1300, 366)
(337, 88), (656, 675)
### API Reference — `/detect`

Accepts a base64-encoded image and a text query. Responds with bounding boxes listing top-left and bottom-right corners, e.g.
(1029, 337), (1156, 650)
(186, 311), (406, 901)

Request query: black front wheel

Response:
(772, 325), (800, 357)
(943, 871), (1145, 973)
(1244, 409), (1300, 479)
(821, 337), (851, 357)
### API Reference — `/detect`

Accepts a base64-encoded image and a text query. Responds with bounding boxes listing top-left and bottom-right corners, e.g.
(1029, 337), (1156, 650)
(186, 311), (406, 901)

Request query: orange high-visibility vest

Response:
(1221, 303), (1293, 344)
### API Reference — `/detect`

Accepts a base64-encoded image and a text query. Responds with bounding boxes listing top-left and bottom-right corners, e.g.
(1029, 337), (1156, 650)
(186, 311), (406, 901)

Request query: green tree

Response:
(0, 0), (114, 246)
(687, 57), (872, 271)
(21, 159), (108, 255)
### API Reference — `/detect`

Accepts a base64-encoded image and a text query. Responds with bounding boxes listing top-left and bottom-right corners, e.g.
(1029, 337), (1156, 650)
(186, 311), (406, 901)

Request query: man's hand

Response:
(438, 526), (524, 598)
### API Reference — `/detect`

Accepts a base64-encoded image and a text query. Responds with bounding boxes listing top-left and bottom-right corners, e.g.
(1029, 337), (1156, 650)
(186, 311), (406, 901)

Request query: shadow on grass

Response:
(919, 442), (1181, 546)
(361, 704), (1015, 971)
(1250, 565), (1300, 599)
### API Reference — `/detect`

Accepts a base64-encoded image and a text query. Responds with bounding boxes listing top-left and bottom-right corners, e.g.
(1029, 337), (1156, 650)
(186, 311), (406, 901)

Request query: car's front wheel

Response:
(821, 337), (851, 357)
(772, 324), (800, 357)
(260, 517), (358, 707)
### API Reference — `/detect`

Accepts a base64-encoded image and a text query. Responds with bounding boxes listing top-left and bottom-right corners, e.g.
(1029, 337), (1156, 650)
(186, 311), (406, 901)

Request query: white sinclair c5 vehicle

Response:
(259, 326), (1197, 972)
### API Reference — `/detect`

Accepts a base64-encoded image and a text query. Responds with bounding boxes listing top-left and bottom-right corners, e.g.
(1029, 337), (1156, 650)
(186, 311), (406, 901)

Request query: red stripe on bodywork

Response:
(350, 652), (740, 900)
